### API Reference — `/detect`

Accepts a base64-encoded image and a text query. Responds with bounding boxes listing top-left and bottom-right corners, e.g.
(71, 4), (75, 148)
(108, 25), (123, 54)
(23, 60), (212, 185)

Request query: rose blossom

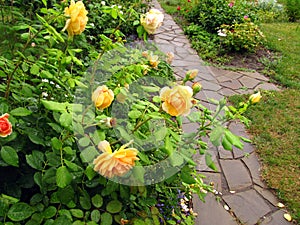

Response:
(160, 85), (193, 116)
(62, 0), (88, 36)
(93, 140), (139, 178)
(140, 9), (164, 34)
(0, 113), (12, 138)
(249, 92), (262, 104)
(92, 85), (114, 110)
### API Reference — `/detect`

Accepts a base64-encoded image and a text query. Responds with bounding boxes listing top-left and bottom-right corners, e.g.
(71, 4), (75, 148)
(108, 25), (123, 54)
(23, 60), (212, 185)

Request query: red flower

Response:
(177, 6), (181, 10)
(188, 0), (191, 2)
(0, 113), (12, 137)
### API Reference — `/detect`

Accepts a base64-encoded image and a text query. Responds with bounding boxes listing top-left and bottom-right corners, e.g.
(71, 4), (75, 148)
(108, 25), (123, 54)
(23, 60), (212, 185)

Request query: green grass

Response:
(260, 23), (300, 89)
(230, 90), (300, 222)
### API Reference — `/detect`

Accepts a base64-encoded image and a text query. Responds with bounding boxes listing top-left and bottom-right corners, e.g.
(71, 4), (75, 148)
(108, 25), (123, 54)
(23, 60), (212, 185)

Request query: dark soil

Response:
(218, 47), (280, 72)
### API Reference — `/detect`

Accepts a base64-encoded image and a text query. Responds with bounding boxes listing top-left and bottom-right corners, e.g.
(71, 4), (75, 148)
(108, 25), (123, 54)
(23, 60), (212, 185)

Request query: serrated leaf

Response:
(128, 110), (142, 119)
(28, 133), (45, 146)
(10, 107), (32, 116)
(7, 203), (34, 221)
(78, 136), (90, 147)
(30, 64), (40, 75)
(91, 194), (103, 208)
(106, 200), (122, 214)
(85, 165), (97, 180)
(1, 146), (19, 167)
(56, 166), (72, 188)
(59, 112), (72, 128)
(210, 126), (224, 146)
(26, 150), (44, 170)
(80, 146), (99, 163)
(41, 100), (68, 112)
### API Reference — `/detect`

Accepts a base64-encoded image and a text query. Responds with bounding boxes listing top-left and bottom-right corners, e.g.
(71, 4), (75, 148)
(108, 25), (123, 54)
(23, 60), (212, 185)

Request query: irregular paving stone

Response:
(260, 210), (292, 225)
(239, 71), (269, 81)
(200, 80), (222, 91)
(196, 90), (224, 101)
(223, 190), (272, 225)
(218, 146), (234, 159)
(216, 75), (233, 83)
(223, 71), (243, 79)
(193, 193), (238, 225)
(255, 83), (280, 91)
(254, 185), (279, 206)
(232, 142), (255, 158)
(195, 148), (221, 172)
(220, 87), (238, 96)
(242, 153), (265, 187)
(221, 80), (243, 90)
(220, 160), (252, 191)
(208, 66), (231, 77)
(239, 76), (262, 89)
(201, 172), (222, 190)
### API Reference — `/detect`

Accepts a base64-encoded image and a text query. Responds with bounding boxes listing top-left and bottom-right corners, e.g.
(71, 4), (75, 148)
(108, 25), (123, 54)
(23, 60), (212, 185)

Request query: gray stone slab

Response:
(220, 160), (252, 191)
(218, 146), (234, 159)
(221, 80), (243, 90)
(201, 172), (222, 190)
(242, 153), (264, 187)
(182, 123), (199, 133)
(208, 67), (231, 77)
(255, 83), (280, 91)
(239, 71), (269, 81)
(195, 148), (221, 172)
(193, 193), (238, 225)
(254, 185), (279, 206)
(220, 87), (238, 96)
(223, 71), (243, 79)
(232, 141), (255, 158)
(200, 80), (222, 91)
(198, 90), (224, 101)
(223, 189), (272, 225)
(260, 210), (292, 225)
(217, 75), (233, 83)
(239, 76), (262, 89)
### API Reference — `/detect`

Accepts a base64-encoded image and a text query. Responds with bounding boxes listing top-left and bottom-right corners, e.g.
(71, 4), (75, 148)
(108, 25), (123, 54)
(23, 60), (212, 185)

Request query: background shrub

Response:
(285, 0), (300, 21)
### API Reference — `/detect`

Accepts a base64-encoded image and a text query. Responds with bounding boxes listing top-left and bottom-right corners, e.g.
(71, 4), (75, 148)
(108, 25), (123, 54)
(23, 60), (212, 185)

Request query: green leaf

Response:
(80, 146), (99, 163)
(59, 112), (72, 128)
(106, 200), (122, 214)
(91, 194), (103, 208)
(28, 133), (45, 146)
(70, 209), (84, 218)
(10, 107), (32, 116)
(224, 129), (244, 149)
(56, 166), (73, 188)
(100, 212), (112, 225)
(1, 146), (19, 167)
(41, 100), (68, 112)
(78, 136), (91, 147)
(51, 137), (62, 150)
(128, 110), (142, 119)
(30, 64), (40, 75)
(210, 126), (224, 146)
(26, 150), (44, 170)
(43, 206), (57, 219)
(205, 153), (218, 171)
(221, 136), (233, 151)
(91, 209), (101, 222)
(79, 191), (91, 210)
(85, 165), (97, 180)
(7, 203), (34, 221)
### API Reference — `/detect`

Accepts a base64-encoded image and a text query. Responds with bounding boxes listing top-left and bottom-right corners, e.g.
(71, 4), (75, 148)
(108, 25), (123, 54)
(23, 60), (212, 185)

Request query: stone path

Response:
(150, 1), (292, 224)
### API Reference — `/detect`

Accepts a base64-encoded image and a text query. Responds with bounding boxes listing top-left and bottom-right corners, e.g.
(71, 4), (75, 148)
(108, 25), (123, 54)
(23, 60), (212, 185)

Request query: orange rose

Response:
(93, 140), (139, 178)
(63, 0), (88, 36)
(140, 9), (164, 34)
(0, 113), (12, 138)
(92, 85), (114, 110)
(160, 85), (193, 116)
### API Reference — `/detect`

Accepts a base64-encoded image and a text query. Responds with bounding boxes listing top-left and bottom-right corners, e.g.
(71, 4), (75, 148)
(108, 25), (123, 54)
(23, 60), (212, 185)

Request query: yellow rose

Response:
(93, 140), (139, 178)
(92, 85), (114, 110)
(160, 85), (193, 116)
(63, 0), (88, 37)
(148, 54), (160, 68)
(249, 91), (262, 104)
(140, 9), (164, 34)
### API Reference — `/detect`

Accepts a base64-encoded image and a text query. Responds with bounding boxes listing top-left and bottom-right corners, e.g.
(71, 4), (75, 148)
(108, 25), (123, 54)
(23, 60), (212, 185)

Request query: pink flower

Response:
(228, 2), (234, 7)
(177, 6), (181, 10)
(244, 15), (249, 20)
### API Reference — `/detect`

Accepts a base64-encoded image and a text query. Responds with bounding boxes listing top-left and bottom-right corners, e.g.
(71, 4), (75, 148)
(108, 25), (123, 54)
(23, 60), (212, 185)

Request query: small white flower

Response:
(217, 29), (227, 37)
(101, 1), (105, 5)
(224, 205), (230, 211)
(277, 202), (285, 208)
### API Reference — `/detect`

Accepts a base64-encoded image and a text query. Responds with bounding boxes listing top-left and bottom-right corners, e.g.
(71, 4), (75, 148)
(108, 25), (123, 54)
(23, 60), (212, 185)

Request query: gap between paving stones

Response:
(149, 1), (291, 224)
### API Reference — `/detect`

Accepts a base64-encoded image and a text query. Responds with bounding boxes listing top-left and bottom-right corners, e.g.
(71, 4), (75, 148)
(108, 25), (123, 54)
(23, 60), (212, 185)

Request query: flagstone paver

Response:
(150, 0), (291, 224)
